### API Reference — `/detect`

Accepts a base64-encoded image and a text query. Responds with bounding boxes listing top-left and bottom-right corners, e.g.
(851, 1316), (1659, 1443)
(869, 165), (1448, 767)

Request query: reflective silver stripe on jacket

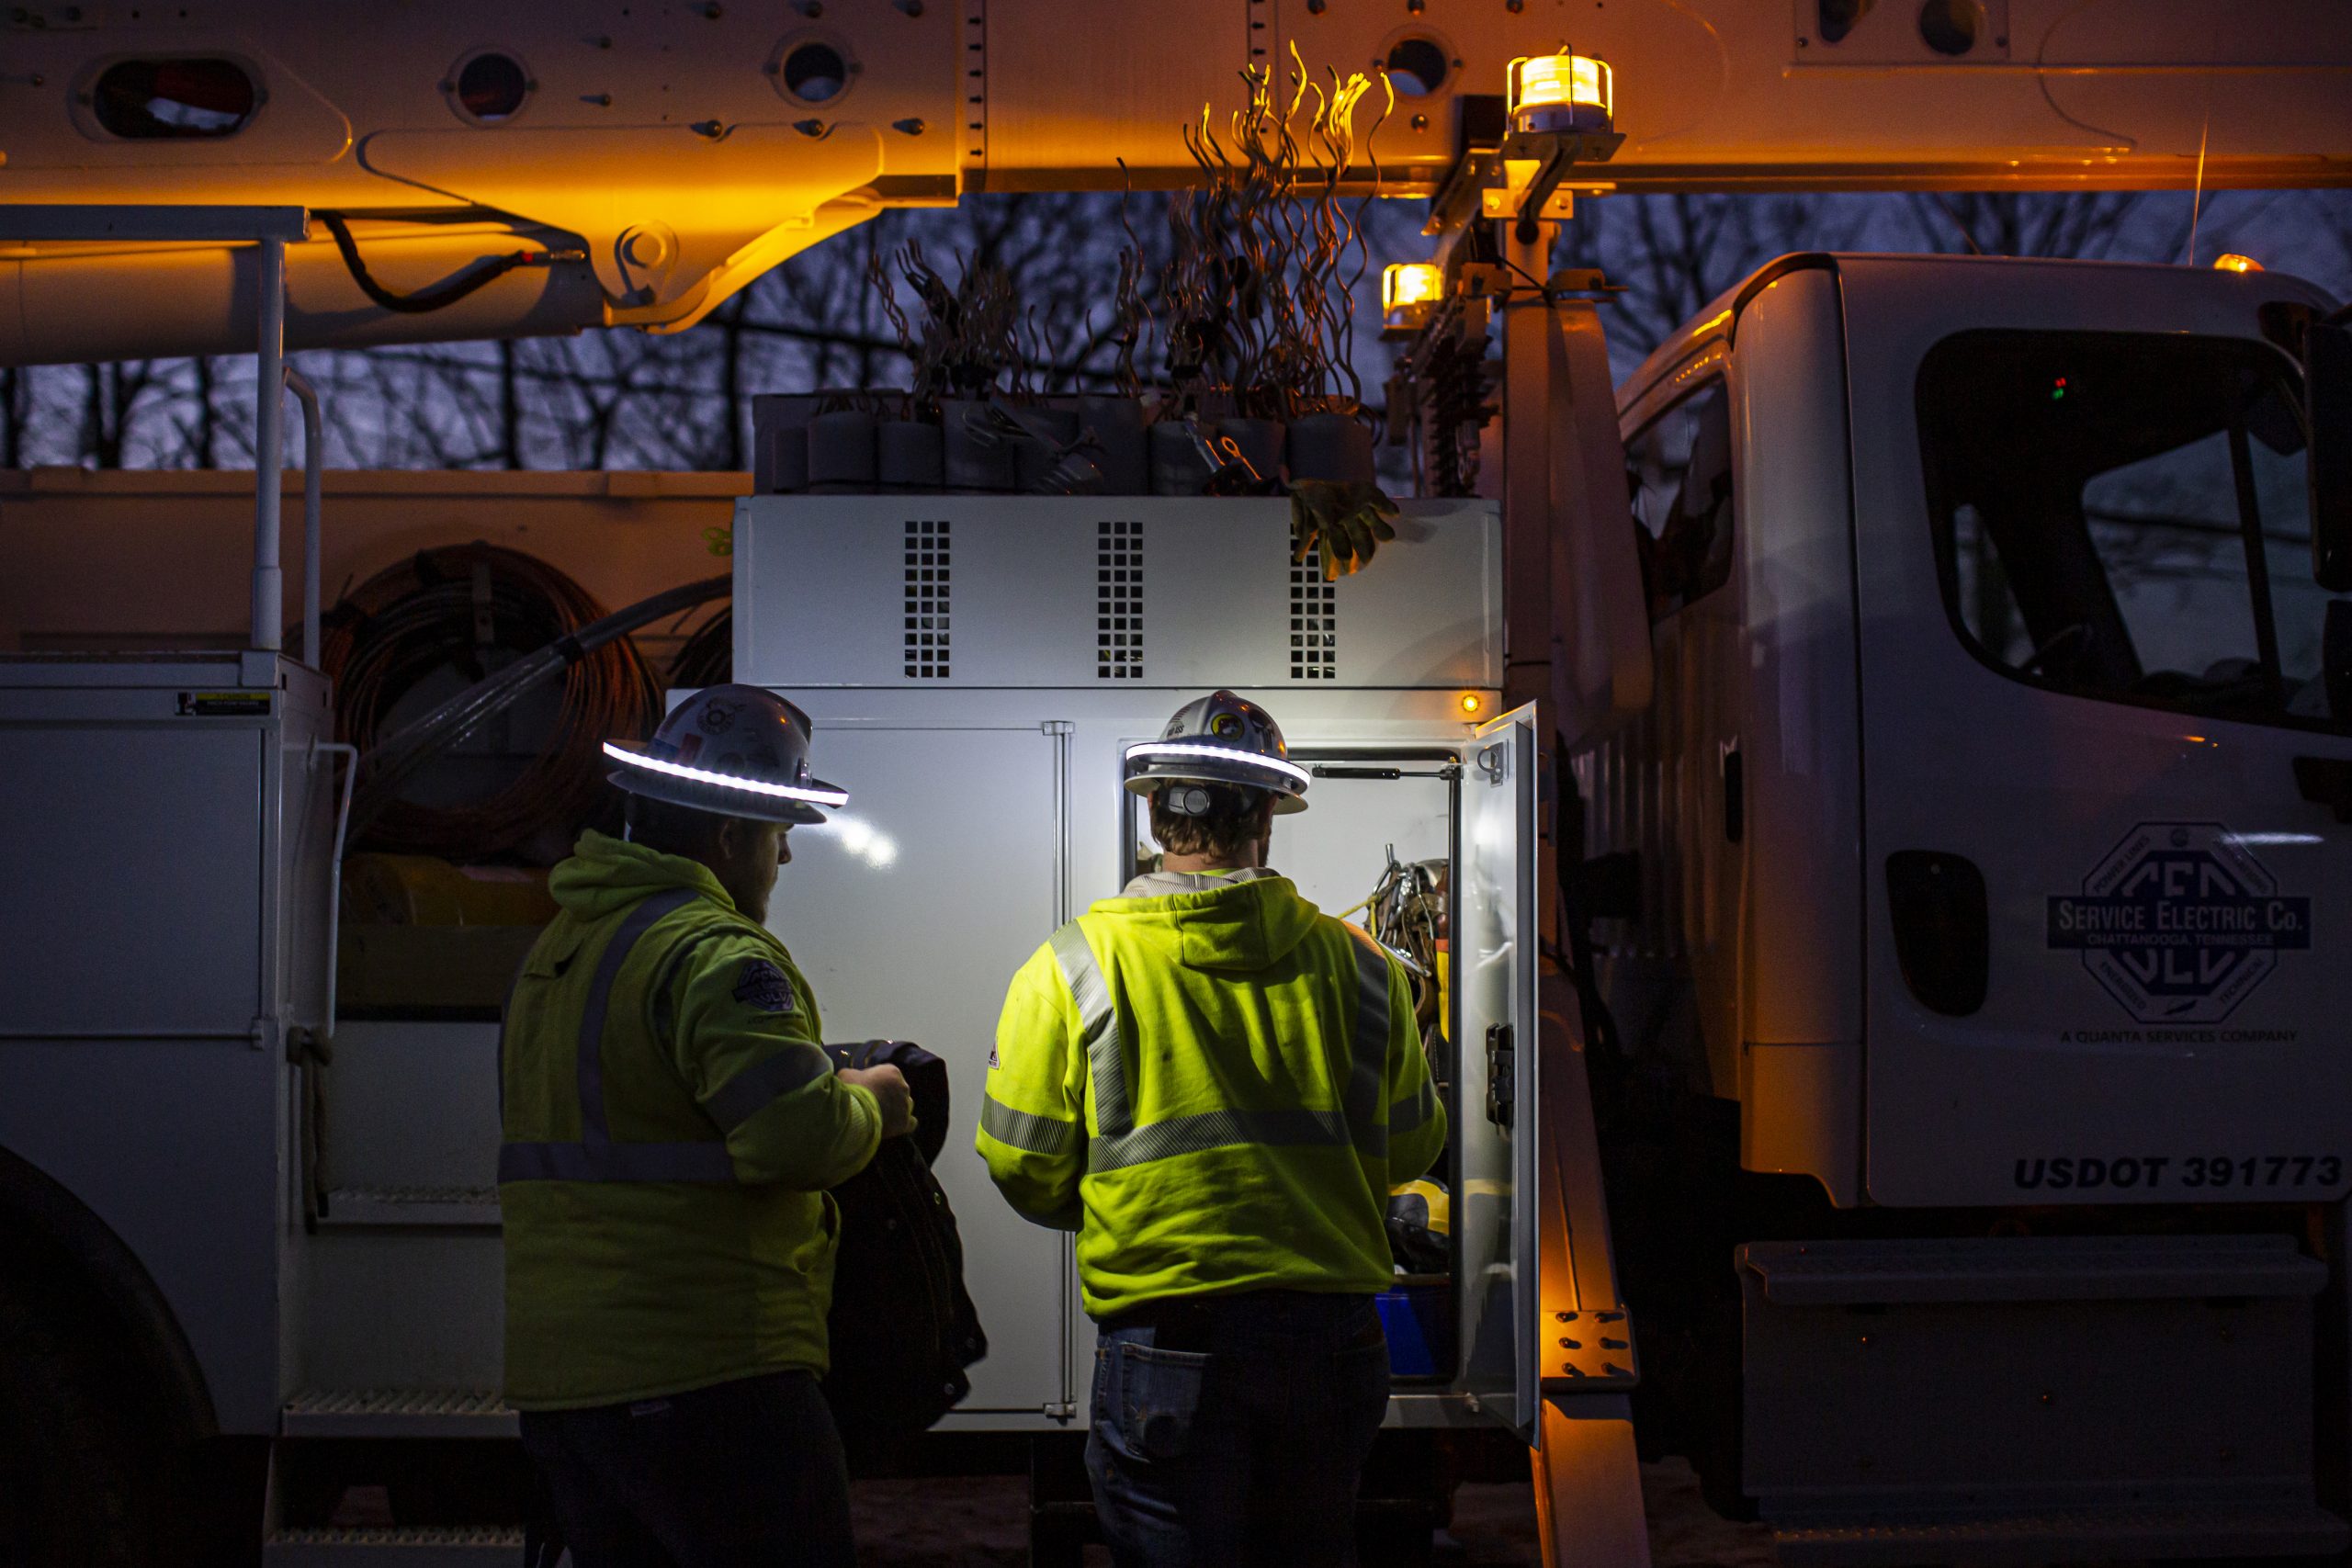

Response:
(979, 1093), (1080, 1156)
(1089, 1107), (1352, 1175)
(1049, 919), (1400, 1174)
(1049, 920), (1132, 1138)
(499, 886), (737, 1186)
(498, 1140), (733, 1183)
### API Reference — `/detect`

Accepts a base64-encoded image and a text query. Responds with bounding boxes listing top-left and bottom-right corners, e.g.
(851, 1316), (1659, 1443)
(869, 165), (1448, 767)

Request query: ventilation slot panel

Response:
(1289, 548), (1336, 680)
(903, 518), (950, 679)
(1097, 518), (1144, 680)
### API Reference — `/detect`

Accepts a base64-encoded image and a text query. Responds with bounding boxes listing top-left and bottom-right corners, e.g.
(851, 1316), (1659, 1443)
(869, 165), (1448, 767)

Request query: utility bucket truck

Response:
(2, 5), (2351, 1566)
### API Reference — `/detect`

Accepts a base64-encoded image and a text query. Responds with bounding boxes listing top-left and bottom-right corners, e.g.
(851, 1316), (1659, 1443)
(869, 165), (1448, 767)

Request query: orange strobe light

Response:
(1507, 51), (1612, 135)
(1384, 263), (1445, 333)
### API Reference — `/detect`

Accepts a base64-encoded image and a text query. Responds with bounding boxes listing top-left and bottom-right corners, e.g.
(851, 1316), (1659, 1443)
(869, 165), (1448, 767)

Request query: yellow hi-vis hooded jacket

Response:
(500, 830), (883, 1410)
(978, 868), (1445, 1319)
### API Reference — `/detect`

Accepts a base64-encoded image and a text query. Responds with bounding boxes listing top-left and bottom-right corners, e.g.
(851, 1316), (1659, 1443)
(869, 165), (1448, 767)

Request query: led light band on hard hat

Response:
(1123, 740), (1311, 790)
(602, 741), (850, 807)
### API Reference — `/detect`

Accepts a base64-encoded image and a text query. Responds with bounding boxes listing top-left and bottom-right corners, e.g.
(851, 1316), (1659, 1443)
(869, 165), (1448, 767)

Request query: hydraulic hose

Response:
(317, 211), (583, 316)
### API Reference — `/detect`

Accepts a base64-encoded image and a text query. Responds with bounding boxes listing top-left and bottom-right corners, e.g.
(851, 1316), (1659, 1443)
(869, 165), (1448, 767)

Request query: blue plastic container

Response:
(1375, 1284), (1452, 1378)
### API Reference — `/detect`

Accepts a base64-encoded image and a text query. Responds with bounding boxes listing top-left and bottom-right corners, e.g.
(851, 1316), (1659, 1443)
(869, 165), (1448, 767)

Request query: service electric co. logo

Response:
(2047, 821), (2312, 1025)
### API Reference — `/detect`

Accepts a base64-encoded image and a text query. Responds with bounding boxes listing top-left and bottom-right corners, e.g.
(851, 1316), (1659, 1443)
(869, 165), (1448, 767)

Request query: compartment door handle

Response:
(1720, 740), (1744, 844)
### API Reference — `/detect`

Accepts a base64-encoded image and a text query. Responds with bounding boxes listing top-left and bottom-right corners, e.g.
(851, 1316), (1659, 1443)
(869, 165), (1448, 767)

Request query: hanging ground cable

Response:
(669, 605), (734, 689)
(345, 569), (730, 854)
(322, 545), (670, 861)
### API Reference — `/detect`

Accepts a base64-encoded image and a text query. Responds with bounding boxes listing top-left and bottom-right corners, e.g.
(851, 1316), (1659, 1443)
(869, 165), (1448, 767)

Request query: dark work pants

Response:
(1087, 1292), (1390, 1568)
(516, 1370), (854, 1568)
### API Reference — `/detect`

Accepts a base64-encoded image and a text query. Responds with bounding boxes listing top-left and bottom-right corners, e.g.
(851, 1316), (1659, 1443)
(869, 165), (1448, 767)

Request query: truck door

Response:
(1457, 701), (1541, 1434)
(1847, 276), (2352, 1206)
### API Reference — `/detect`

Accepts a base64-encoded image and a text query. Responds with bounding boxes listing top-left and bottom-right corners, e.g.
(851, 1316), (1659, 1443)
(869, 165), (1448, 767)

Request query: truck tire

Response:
(0, 1275), (151, 1567)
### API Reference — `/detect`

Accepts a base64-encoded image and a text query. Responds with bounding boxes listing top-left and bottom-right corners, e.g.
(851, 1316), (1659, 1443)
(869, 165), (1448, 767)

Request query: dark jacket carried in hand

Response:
(820, 1040), (989, 1473)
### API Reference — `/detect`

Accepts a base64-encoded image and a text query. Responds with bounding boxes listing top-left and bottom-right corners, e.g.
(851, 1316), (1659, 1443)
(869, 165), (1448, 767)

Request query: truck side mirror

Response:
(2307, 319), (2352, 592)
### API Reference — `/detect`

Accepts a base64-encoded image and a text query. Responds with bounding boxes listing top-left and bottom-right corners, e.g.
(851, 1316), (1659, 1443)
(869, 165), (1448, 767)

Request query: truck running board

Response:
(1773, 1502), (2349, 1565)
(263, 1527), (524, 1565)
(282, 1388), (516, 1438)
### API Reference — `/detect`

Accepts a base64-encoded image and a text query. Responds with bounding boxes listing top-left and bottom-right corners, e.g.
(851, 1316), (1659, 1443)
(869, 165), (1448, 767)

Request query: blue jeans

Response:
(516, 1371), (854, 1568)
(1087, 1292), (1390, 1568)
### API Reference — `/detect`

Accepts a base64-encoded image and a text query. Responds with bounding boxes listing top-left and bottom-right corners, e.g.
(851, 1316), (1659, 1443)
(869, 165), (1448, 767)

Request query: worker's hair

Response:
(1148, 784), (1269, 863)
(623, 792), (741, 861)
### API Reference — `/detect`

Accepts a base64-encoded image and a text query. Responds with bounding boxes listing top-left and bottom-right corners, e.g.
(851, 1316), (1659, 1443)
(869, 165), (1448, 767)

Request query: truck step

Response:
(319, 1186), (501, 1230)
(283, 1388), (516, 1438)
(1774, 1502), (2350, 1565)
(263, 1526), (523, 1565)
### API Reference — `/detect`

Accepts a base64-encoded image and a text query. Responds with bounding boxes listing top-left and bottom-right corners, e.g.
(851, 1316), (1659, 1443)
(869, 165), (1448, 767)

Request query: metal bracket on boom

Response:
(1496, 130), (1625, 246)
(1423, 125), (1622, 241)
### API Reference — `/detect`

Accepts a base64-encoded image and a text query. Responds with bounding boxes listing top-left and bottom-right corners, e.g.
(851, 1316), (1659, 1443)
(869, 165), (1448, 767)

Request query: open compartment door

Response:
(1458, 701), (1653, 1562)
(1456, 700), (1542, 1438)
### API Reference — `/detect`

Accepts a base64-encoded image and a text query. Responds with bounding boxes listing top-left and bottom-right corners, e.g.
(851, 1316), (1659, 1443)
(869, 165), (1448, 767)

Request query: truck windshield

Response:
(1917, 328), (2336, 732)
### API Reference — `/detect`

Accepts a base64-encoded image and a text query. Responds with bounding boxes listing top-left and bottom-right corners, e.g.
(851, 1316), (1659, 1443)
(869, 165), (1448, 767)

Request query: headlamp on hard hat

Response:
(1121, 691), (1311, 816)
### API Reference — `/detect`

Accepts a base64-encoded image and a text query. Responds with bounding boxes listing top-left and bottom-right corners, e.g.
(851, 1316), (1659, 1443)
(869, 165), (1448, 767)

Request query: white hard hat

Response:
(603, 684), (847, 826)
(1123, 690), (1309, 815)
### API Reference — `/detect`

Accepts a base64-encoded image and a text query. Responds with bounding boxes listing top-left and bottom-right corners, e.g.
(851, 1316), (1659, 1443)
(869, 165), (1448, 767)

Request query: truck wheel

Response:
(0, 1277), (150, 1566)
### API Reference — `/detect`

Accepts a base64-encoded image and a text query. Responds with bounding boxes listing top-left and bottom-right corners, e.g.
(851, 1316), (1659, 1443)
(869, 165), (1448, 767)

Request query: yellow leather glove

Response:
(1290, 480), (1399, 579)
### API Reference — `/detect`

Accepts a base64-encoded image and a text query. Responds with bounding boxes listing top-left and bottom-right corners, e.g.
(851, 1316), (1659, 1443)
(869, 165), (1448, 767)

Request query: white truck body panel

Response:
(0, 655), (333, 1434)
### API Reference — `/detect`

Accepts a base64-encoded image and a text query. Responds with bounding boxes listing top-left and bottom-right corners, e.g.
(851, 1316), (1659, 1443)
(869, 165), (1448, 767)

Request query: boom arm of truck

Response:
(3, 0), (2350, 365)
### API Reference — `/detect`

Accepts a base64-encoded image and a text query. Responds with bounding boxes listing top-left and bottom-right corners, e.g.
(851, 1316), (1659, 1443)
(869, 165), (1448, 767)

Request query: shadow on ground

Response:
(851, 1458), (1776, 1566)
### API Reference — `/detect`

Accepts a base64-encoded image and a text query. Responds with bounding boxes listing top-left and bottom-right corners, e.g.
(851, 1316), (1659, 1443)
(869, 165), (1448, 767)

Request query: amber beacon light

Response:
(1384, 263), (1445, 333)
(2213, 253), (2264, 274)
(1508, 50), (1613, 135)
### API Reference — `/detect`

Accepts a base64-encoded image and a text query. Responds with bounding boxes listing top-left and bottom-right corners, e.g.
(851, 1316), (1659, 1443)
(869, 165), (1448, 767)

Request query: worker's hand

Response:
(841, 1064), (916, 1140)
(1291, 479), (1399, 580)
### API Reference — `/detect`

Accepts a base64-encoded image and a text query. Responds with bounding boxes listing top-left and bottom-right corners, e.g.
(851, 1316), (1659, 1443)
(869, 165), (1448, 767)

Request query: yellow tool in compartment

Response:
(343, 852), (559, 927)
(338, 854), (560, 1014)
(1433, 942), (1450, 1042)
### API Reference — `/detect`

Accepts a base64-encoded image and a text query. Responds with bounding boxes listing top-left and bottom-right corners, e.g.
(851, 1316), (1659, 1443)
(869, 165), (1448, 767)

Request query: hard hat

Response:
(602, 684), (847, 826)
(1123, 689), (1309, 816)
(1387, 1178), (1451, 1237)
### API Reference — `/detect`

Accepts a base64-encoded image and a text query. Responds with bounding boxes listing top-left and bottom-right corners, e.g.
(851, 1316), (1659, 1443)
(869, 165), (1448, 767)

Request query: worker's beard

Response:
(729, 862), (778, 926)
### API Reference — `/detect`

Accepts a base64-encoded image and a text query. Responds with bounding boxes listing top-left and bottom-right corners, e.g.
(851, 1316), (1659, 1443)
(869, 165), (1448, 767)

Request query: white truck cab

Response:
(1585, 253), (2352, 1555)
(1597, 253), (2349, 1205)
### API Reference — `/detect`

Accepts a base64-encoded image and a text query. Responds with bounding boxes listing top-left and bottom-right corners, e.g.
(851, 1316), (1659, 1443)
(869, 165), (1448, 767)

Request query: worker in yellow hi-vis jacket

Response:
(978, 690), (1446, 1568)
(501, 684), (914, 1568)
